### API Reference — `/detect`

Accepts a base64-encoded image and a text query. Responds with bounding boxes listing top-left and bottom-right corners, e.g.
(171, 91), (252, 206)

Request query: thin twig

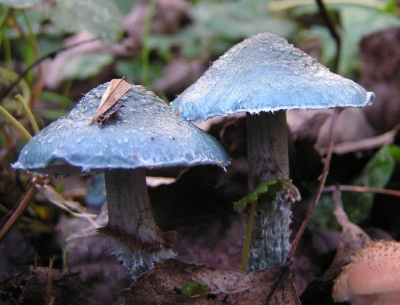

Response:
(46, 257), (56, 305)
(323, 185), (400, 197)
(0, 176), (42, 242)
(317, 125), (400, 155)
(287, 108), (340, 264)
(316, 0), (341, 72)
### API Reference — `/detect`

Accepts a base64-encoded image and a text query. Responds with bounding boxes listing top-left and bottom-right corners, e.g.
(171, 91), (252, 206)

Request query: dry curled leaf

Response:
(90, 78), (131, 125)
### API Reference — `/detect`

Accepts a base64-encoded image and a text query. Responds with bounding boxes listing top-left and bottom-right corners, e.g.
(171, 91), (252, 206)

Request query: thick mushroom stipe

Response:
(98, 169), (177, 253)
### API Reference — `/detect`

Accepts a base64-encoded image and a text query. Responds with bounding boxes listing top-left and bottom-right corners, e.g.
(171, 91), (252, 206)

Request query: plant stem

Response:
(0, 179), (39, 242)
(246, 111), (290, 270)
(241, 200), (257, 272)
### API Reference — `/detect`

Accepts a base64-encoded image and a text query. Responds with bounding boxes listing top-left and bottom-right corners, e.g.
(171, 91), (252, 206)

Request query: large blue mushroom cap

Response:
(13, 82), (230, 175)
(171, 32), (375, 122)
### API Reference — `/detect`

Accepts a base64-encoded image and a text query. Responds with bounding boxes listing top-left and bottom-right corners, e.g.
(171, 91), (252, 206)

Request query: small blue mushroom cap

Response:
(13, 83), (230, 174)
(171, 32), (375, 122)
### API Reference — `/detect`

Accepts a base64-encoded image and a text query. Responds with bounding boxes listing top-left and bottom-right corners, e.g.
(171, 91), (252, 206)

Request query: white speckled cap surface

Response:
(13, 83), (230, 174)
(171, 32), (375, 122)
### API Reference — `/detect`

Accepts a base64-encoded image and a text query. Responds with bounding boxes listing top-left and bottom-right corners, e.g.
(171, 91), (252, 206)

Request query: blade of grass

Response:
(0, 7), (12, 30)
(0, 104), (32, 140)
(15, 93), (40, 134)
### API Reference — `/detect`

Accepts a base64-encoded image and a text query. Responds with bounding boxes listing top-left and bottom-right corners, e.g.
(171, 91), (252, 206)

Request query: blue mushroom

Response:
(13, 82), (230, 279)
(171, 33), (375, 271)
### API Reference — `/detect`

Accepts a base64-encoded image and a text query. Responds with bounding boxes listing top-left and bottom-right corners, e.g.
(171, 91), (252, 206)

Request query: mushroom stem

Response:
(103, 168), (167, 251)
(101, 168), (176, 278)
(246, 110), (291, 270)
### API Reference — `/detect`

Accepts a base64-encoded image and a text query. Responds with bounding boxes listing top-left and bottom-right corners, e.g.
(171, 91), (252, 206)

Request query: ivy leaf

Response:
(233, 179), (292, 211)
(49, 0), (123, 46)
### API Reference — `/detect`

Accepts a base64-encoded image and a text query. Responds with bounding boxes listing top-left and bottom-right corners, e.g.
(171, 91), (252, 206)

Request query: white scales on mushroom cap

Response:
(14, 82), (230, 174)
(171, 32), (374, 121)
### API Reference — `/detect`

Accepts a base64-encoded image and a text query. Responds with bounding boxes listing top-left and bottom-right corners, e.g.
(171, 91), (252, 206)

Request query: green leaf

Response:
(49, 0), (123, 45)
(58, 53), (114, 80)
(309, 194), (338, 230)
(233, 179), (292, 211)
(0, 66), (31, 102)
(339, 7), (400, 75)
(181, 282), (210, 297)
(0, 0), (39, 8)
(346, 144), (397, 223)
(310, 144), (399, 229)
(115, 59), (163, 84)
(36, 91), (75, 121)
(281, 3), (400, 76)
(149, 0), (296, 59)
(381, 0), (397, 13)
(387, 145), (400, 163)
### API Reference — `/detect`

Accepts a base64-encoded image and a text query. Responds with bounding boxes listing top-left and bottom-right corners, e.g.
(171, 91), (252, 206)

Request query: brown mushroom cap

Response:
(333, 240), (400, 304)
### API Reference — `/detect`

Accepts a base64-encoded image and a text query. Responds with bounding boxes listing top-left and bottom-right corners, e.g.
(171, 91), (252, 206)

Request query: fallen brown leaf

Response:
(121, 259), (300, 305)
